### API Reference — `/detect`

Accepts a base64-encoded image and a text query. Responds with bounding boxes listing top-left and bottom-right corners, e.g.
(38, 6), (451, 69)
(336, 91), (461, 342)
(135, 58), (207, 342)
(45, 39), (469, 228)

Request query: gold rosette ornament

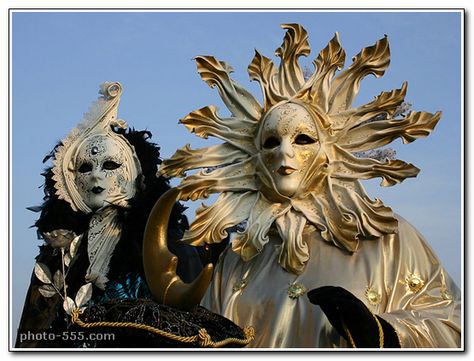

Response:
(144, 24), (440, 309)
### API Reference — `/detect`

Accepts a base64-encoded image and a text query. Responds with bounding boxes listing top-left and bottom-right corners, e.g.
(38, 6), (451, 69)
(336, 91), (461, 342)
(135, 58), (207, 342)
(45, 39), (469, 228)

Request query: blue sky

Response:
(10, 10), (463, 339)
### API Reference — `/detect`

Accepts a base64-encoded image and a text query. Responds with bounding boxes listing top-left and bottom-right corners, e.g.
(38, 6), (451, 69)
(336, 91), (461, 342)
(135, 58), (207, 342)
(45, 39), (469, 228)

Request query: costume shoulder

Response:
(379, 213), (461, 348)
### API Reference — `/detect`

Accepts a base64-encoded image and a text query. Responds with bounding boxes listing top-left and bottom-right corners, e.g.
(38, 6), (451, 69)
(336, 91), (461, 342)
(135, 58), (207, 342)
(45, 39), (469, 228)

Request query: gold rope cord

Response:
(71, 308), (255, 348)
(341, 313), (384, 348)
(372, 313), (385, 348)
(342, 321), (356, 348)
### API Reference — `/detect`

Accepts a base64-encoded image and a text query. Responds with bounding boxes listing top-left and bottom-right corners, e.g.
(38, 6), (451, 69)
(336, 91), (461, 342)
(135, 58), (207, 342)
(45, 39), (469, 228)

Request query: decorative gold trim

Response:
(372, 313), (384, 348)
(341, 312), (384, 348)
(71, 308), (255, 348)
(342, 321), (356, 348)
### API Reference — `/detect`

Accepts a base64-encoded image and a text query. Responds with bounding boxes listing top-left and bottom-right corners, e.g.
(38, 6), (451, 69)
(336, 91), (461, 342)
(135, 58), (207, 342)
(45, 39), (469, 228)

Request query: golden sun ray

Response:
(182, 191), (257, 246)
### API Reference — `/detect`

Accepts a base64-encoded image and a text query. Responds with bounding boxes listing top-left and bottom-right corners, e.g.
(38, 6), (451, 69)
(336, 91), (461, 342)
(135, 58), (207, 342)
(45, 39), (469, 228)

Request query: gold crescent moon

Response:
(143, 187), (213, 310)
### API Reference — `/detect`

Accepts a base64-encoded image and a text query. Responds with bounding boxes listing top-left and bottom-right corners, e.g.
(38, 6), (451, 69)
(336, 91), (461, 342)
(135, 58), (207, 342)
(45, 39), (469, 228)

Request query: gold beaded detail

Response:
(365, 287), (381, 306)
(405, 273), (424, 293)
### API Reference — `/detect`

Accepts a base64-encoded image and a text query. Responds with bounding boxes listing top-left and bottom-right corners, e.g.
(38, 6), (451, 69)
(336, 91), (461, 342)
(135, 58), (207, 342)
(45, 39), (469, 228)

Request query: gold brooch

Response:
(365, 287), (381, 306)
(287, 282), (306, 299)
(405, 273), (424, 293)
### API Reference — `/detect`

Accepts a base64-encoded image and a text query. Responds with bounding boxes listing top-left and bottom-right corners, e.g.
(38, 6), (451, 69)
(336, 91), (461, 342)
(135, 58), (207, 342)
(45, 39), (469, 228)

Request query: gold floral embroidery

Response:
(405, 273), (424, 293)
(287, 282), (306, 299)
(365, 287), (381, 306)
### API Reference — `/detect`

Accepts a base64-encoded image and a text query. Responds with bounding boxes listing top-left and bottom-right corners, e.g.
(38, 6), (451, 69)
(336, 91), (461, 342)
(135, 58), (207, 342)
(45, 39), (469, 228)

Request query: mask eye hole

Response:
(103, 160), (121, 171)
(263, 136), (280, 149)
(78, 163), (93, 173)
(295, 134), (317, 145)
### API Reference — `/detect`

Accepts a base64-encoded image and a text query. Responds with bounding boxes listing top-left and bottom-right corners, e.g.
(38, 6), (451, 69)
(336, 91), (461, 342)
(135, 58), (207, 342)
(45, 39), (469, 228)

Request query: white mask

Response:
(53, 82), (142, 214)
(74, 135), (137, 211)
(259, 103), (320, 198)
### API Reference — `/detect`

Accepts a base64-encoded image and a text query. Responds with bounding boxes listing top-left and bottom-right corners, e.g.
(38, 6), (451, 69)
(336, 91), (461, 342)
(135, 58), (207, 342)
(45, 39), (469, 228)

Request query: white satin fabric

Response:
(202, 215), (461, 348)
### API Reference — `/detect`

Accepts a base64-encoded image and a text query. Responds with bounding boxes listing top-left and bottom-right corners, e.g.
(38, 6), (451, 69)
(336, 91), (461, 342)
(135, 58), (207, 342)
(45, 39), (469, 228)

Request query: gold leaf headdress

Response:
(158, 24), (440, 274)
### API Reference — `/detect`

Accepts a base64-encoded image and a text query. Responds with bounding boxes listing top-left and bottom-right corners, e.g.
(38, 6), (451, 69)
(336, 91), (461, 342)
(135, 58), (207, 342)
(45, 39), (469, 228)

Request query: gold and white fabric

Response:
(202, 215), (460, 348)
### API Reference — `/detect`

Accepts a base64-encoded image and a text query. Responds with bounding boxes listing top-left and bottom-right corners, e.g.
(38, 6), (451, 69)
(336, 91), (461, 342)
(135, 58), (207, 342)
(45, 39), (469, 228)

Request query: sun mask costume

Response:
(16, 82), (235, 348)
(148, 24), (461, 348)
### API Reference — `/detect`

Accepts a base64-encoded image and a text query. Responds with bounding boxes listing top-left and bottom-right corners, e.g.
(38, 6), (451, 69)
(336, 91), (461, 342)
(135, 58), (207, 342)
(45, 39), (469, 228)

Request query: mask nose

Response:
(89, 166), (104, 181)
(279, 138), (295, 160)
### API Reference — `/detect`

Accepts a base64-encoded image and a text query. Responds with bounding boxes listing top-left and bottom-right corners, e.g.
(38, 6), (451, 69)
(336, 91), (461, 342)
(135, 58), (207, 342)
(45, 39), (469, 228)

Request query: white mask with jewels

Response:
(52, 82), (142, 214)
(74, 135), (136, 211)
